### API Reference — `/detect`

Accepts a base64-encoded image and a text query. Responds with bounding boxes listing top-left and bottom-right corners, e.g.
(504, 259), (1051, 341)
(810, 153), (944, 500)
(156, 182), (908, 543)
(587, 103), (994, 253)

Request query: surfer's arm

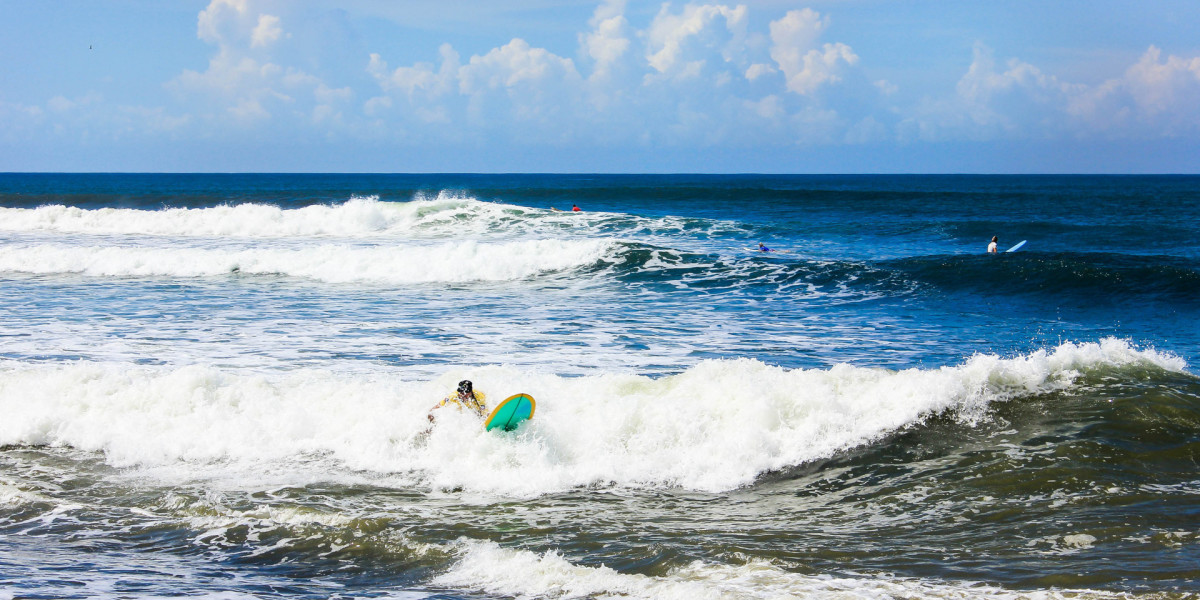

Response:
(427, 397), (449, 422)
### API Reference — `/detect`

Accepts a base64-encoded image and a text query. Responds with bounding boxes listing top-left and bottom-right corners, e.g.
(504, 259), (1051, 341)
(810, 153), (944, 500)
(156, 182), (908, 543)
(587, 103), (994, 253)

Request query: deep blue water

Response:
(0, 173), (1197, 599)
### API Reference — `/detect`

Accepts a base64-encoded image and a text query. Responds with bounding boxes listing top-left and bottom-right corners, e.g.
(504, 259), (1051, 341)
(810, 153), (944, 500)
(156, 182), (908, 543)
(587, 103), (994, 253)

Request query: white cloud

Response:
(956, 43), (1073, 108)
(361, 3), (872, 148)
(169, 0), (329, 127)
(581, 0), (631, 81)
(363, 95), (392, 116)
(746, 94), (784, 120)
(198, 0), (248, 46)
(1102, 46), (1200, 131)
(458, 39), (580, 94)
(47, 92), (102, 113)
(769, 9), (858, 95)
(903, 42), (1200, 142)
(251, 14), (283, 48)
(368, 44), (459, 100)
(644, 4), (748, 77)
(228, 97), (270, 121)
(745, 63), (775, 81)
(899, 44), (1074, 141)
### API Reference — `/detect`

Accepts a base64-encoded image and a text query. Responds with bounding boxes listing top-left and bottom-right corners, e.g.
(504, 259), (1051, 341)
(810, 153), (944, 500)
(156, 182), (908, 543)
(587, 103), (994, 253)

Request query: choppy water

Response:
(1, 174), (1197, 599)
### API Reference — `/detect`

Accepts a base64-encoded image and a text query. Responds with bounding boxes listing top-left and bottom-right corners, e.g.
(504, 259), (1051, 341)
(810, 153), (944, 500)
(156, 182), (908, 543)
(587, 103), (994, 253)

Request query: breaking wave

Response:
(0, 339), (1185, 496)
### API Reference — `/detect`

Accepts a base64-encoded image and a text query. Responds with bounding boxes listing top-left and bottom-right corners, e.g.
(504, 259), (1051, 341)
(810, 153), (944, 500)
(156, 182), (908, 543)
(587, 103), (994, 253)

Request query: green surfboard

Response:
(484, 393), (536, 432)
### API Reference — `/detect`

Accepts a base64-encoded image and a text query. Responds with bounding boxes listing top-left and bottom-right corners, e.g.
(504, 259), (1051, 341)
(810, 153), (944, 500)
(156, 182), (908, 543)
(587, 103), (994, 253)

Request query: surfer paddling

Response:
(427, 379), (488, 423)
(757, 242), (773, 252)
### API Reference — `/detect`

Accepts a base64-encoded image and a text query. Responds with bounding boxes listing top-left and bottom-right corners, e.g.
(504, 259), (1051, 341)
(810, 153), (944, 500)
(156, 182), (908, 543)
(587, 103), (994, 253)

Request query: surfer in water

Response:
(757, 242), (773, 252)
(988, 236), (998, 253)
(428, 380), (488, 422)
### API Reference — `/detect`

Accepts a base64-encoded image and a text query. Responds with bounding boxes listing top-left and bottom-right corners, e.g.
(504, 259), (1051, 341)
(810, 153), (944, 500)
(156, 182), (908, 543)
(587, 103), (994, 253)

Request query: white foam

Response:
(0, 340), (1185, 495)
(0, 482), (48, 507)
(1062, 534), (1098, 549)
(0, 194), (740, 249)
(433, 539), (1139, 600)
(0, 238), (613, 283)
(0, 196), (443, 239)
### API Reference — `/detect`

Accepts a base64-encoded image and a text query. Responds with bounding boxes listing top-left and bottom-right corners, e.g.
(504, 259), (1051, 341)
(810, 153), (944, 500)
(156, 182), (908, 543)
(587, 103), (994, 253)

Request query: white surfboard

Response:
(1005, 240), (1027, 253)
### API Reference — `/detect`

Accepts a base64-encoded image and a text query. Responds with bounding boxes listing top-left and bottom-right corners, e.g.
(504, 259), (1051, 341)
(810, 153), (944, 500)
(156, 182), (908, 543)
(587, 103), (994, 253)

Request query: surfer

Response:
(988, 236), (998, 253)
(757, 242), (773, 252)
(427, 380), (488, 422)
(572, 204), (581, 212)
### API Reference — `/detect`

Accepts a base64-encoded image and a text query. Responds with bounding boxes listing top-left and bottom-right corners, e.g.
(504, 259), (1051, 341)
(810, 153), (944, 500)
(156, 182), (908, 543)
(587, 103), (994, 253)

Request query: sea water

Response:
(0, 174), (1197, 599)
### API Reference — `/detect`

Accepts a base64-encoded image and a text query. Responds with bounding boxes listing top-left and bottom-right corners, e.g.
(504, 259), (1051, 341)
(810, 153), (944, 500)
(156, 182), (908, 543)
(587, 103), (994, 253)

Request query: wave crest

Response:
(0, 339), (1184, 496)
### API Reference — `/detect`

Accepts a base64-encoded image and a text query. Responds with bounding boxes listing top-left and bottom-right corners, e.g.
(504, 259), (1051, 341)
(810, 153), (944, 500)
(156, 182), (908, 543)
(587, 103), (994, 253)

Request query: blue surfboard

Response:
(1006, 240), (1027, 253)
(484, 393), (536, 432)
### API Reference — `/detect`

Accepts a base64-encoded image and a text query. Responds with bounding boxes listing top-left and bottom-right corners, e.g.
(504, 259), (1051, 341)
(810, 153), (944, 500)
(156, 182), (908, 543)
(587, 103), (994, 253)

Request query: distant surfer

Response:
(988, 236), (998, 253)
(572, 204), (581, 212)
(757, 242), (773, 252)
(427, 380), (488, 423)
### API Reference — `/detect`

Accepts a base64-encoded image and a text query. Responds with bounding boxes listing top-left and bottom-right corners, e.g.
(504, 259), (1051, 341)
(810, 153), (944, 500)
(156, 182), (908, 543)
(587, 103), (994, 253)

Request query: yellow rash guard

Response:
(438, 391), (488, 417)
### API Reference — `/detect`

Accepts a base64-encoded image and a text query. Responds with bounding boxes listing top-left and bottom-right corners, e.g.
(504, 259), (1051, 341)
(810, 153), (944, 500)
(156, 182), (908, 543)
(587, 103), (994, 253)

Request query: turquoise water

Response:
(1, 174), (1197, 599)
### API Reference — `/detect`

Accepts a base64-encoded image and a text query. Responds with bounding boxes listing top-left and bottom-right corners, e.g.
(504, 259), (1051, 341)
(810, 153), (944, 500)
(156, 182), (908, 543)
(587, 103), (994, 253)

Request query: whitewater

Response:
(2, 174), (1198, 600)
(0, 339), (1185, 496)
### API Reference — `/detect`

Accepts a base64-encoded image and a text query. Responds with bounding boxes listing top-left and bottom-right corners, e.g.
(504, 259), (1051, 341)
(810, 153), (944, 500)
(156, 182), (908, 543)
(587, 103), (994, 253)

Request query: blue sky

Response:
(2, 0), (1198, 173)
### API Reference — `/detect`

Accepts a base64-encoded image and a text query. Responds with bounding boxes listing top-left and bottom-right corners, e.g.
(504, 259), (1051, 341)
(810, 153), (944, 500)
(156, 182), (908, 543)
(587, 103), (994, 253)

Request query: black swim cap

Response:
(457, 380), (473, 394)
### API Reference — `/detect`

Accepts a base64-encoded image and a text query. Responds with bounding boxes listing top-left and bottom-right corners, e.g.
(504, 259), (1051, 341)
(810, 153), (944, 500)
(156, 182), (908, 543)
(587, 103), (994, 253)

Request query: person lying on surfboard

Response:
(757, 242), (773, 252)
(427, 380), (488, 422)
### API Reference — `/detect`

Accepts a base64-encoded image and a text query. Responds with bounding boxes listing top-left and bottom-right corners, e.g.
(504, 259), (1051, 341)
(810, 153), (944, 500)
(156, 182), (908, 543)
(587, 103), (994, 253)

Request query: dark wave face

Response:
(884, 253), (1200, 305)
(596, 242), (1200, 312)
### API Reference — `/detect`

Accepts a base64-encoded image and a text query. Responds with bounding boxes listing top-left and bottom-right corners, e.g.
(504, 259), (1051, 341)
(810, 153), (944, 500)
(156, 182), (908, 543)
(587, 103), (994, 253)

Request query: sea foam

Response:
(0, 193), (736, 245)
(0, 238), (614, 284)
(0, 196), (443, 238)
(0, 339), (1184, 496)
(434, 539), (1143, 600)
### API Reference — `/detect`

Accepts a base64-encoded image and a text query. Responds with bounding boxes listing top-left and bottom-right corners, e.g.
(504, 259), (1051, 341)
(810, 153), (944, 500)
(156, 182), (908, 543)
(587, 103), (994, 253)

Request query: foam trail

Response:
(434, 540), (1141, 600)
(0, 239), (613, 283)
(0, 340), (1184, 495)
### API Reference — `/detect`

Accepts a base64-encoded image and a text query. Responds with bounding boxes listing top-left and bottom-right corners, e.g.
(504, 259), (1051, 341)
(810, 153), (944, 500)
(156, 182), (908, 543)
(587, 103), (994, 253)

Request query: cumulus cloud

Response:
(367, 44), (459, 100)
(745, 63), (775, 81)
(458, 39), (581, 94)
(644, 4), (748, 78)
(1069, 46), (1200, 135)
(361, 3), (866, 148)
(1124, 47), (1200, 114)
(197, 0), (249, 46)
(251, 14), (283, 48)
(581, 0), (631, 82)
(769, 9), (858, 95)
(170, 0), (338, 126)
(906, 43), (1200, 142)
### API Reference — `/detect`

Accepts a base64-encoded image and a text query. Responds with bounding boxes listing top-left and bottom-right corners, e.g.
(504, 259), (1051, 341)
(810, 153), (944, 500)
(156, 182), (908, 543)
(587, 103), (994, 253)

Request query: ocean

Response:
(0, 173), (1197, 599)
